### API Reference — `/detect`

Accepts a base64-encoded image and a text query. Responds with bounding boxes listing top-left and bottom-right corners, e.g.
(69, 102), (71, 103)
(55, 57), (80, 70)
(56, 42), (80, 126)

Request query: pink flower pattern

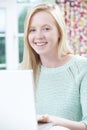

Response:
(56, 0), (87, 57)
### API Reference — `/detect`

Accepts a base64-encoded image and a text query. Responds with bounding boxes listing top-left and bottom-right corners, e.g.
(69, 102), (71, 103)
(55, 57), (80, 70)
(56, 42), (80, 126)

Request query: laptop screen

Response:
(0, 70), (38, 130)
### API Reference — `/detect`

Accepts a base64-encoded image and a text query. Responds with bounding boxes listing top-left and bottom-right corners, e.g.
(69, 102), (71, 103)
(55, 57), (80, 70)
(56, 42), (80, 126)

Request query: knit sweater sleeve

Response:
(80, 71), (87, 126)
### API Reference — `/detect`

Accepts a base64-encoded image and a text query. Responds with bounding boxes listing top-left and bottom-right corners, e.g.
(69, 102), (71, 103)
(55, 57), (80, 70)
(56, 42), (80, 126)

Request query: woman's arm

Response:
(37, 114), (87, 130)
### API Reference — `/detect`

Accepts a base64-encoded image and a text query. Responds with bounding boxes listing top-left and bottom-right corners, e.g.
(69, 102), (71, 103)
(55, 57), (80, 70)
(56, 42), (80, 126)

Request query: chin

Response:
(36, 51), (46, 56)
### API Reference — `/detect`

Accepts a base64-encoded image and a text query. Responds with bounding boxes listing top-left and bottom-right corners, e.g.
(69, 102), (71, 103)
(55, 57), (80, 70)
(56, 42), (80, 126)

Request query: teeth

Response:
(36, 42), (46, 46)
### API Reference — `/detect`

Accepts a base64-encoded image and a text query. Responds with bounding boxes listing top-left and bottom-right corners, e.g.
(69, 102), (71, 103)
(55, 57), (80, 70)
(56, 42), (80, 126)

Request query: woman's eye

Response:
(43, 27), (50, 31)
(29, 29), (36, 32)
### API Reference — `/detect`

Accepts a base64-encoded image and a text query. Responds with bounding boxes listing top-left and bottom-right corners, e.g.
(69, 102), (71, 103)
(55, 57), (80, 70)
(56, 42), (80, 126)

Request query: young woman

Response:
(20, 2), (87, 130)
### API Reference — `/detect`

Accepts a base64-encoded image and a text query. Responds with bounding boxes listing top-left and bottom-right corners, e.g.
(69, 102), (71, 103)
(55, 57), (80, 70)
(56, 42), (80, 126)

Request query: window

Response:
(0, 8), (6, 69)
(18, 6), (28, 62)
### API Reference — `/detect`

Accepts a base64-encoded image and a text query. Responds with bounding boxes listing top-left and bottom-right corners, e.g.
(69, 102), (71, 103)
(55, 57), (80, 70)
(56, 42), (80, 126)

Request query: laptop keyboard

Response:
(38, 123), (53, 130)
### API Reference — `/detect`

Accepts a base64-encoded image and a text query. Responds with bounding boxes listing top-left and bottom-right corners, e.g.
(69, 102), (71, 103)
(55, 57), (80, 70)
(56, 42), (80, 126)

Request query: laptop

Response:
(0, 70), (53, 130)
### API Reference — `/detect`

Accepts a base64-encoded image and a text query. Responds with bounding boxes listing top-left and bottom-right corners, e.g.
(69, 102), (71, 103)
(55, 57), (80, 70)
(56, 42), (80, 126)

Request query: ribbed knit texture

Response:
(36, 55), (87, 125)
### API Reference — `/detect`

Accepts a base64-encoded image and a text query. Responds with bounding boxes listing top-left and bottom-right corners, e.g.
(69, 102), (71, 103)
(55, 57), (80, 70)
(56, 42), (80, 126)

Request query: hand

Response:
(37, 114), (66, 126)
(37, 114), (59, 125)
(37, 114), (51, 123)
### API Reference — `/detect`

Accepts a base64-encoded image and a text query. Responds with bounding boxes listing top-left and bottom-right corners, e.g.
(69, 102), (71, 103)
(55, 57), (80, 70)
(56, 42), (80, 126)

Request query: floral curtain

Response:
(56, 0), (87, 57)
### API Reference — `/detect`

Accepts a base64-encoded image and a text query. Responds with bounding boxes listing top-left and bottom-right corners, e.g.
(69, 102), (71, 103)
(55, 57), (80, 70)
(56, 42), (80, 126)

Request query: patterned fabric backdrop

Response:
(56, 0), (87, 57)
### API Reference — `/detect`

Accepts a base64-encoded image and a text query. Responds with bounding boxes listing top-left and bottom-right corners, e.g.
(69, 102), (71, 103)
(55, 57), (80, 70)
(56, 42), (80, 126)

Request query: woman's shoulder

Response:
(71, 54), (87, 73)
(64, 54), (87, 69)
(74, 55), (87, 64)
(66, 55), (87, 80)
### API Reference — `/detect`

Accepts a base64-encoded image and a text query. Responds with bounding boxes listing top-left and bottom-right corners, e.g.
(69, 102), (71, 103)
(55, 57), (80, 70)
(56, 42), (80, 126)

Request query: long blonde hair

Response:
(20, 2), (72, 86)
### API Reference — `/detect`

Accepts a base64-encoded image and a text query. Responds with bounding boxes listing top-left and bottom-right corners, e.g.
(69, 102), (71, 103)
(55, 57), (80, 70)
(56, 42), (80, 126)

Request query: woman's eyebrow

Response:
(42, 24), (51, 28)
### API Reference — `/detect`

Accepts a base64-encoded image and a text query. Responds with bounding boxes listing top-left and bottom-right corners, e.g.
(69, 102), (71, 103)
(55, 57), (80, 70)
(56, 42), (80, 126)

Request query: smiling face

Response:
(28, 11), (60, 57)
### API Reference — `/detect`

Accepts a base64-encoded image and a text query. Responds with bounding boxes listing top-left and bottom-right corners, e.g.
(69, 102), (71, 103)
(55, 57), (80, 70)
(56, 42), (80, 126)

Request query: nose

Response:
(35, 30), (44, 39)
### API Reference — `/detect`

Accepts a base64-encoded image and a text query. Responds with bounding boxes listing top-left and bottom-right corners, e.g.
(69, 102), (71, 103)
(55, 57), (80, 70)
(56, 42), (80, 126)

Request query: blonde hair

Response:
(20, 2), (72, 86)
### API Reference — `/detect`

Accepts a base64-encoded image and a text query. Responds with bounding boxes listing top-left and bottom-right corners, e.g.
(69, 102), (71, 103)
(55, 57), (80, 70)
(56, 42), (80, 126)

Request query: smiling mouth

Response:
(35, 42), (47, 46)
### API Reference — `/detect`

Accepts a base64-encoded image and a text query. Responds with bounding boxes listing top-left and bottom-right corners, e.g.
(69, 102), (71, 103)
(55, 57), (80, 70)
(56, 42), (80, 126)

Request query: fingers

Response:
(37, 114), (50, 123)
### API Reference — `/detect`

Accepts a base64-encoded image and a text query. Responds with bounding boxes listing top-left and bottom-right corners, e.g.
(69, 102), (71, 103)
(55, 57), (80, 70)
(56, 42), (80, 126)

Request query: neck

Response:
(40, 54), (61, 68)
(40, 54), (73, 68)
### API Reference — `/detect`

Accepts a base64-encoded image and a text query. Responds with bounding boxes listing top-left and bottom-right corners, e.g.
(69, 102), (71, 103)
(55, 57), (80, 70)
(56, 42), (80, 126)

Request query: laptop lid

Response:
(0, 70), (38, 130)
